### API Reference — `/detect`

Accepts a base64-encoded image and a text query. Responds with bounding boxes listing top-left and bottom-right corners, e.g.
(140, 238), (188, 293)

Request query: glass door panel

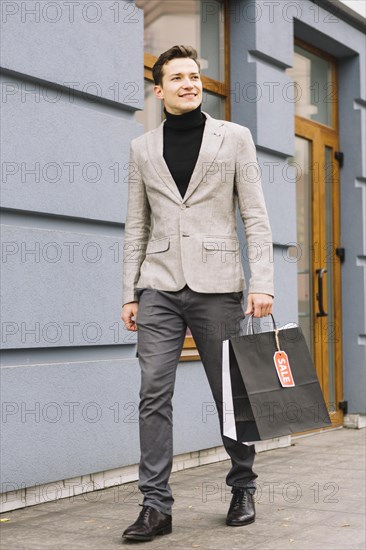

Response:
(289, 137), (314, 356)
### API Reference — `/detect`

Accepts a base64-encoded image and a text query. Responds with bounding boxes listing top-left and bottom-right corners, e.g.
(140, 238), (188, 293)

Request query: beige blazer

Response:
(122, 111), (274, 305)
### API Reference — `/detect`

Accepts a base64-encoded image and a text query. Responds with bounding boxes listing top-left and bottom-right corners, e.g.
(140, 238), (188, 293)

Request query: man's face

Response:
(154, 57), (203, 115)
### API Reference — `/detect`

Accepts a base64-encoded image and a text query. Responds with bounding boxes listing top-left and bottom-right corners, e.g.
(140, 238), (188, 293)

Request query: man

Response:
(121, 45), (274, 541)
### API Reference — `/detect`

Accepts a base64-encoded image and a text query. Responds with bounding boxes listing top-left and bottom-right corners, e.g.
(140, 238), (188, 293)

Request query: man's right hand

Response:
(121, 302), (139, 332)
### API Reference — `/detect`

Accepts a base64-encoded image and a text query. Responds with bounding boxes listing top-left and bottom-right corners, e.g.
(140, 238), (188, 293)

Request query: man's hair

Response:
(152, 45), (201, 87)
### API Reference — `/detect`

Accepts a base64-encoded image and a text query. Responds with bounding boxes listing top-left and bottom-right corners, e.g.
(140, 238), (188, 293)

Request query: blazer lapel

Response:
(183, 111), (226, 202)
(146, 110), (226, 203)
(146, 120), (181, 202)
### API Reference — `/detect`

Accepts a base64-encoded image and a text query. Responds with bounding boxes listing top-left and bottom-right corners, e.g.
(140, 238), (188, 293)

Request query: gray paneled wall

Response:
(1, 359), (218, 488)
(2, 224), (125, 349)
(337, 55), (366, 413)
(1, 73), (140, 223)
(0, 0), (147, 490)
(0, 0), (144, 109)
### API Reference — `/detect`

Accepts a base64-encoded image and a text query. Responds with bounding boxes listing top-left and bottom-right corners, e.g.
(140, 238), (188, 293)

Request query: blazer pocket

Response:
(203, 237), (239, 251)
(146, 236), (170, 254)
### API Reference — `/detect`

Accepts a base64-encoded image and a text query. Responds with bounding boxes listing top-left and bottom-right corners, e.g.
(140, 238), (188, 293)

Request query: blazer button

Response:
(181, 204), (186, 209)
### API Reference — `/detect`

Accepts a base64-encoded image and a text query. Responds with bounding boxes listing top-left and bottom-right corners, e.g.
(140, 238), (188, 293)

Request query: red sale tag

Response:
(273, 351), (295, 387)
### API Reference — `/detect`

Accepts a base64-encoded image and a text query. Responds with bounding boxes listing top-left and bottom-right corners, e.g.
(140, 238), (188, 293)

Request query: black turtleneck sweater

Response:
(163, 104), (206, 199)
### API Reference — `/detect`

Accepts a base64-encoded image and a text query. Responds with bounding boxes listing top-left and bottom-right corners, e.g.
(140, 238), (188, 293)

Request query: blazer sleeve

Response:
(234, 127), (274, 297)
(122, 141), (151, 306)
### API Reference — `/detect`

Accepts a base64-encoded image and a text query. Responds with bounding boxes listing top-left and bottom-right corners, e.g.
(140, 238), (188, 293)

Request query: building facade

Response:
(1, 0), (365, 511)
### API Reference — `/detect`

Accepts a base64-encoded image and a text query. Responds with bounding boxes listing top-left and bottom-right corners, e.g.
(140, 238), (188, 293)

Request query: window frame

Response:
(290, 37), (339, 132)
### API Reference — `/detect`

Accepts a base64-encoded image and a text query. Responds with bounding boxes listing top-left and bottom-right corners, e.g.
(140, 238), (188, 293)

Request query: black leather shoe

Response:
(122, 505), (172, 541)
(226, 488), (256, 526)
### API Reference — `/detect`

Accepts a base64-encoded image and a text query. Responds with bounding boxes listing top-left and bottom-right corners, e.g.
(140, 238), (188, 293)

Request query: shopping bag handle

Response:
(246, 314), (283, 352)
(246, 313), (277, 335)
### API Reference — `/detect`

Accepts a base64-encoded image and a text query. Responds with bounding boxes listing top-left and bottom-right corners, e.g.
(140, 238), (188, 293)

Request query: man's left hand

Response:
(245, 293), (273, 318)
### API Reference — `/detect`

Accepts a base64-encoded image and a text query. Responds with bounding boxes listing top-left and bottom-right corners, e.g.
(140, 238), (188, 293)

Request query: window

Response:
(135, 0), (230, 131)
(286, 41), (337, 128)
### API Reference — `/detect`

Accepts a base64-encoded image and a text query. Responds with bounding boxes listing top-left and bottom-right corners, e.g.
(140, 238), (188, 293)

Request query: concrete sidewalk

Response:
(1, 428), (365, 550)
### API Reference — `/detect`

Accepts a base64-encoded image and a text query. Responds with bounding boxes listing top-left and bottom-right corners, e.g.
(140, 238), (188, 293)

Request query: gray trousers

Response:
(135, 283), (257, 515)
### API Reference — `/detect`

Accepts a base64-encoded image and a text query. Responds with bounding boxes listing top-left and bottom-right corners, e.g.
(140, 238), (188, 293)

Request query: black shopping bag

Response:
(222, 315), (332, 444)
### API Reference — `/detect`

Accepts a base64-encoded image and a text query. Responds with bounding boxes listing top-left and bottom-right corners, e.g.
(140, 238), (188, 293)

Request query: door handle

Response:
(316, 268), (328, 317)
